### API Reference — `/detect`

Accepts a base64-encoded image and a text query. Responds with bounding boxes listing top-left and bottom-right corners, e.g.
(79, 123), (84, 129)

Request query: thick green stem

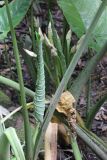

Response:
(33, 1), (107, 159)
(0, 76), (35, 98)
(86, 93), (107, 129)
(70, 135), (82, 160)
(4, 0), (32, 159)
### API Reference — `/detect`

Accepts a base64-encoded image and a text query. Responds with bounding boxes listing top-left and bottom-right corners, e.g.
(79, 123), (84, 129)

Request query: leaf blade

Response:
(4, 127), (25, 160)
(0, 0), (32, 39)
(58, 0), (107, 51)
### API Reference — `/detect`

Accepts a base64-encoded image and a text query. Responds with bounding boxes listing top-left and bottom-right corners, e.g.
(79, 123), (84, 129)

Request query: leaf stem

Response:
(70, 135), (82, 160)
(4, 0), (32, 159)
(0, 75), (35, 98)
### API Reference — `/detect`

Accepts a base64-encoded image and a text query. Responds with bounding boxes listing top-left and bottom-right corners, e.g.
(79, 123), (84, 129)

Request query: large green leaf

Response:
(0, 0), (32, 39)
(58, 0), (107, 51)
(58, 0), (85, 37)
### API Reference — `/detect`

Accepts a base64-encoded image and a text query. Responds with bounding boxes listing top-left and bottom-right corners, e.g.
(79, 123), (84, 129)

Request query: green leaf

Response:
(0, 133), (10, 160)
(4, 127), (25, 160)
(58, 0), (85, 37)
(50, 13), (67, 75)
(0, 122), (10, 160)
(0, 0), (32, 39)
(58, 0), (107, 51)
(70, 136), (82, 160)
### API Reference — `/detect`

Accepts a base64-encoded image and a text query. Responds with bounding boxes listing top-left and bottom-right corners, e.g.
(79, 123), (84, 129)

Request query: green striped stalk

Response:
(34, 32), (45, 123)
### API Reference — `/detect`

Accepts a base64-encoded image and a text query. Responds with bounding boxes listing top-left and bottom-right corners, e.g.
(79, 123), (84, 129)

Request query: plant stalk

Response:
(4, 0), (32, 159)
(0, 75), (35, 97)
(70, 135), (82, 160)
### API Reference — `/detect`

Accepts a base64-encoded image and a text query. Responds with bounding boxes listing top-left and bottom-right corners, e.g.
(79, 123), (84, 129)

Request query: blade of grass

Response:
(70, 135), (82, 160)
(4, 127), (25, 160)
(50, 13), (67, 75)
(4, 0), (32, 159)
(33, 1), (107, 159)
(62, 17), (69, 58)
(0, 133), (10, 160)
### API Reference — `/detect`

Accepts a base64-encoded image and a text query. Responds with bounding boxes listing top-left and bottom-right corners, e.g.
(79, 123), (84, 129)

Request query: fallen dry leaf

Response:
(95, 107), (107, 121)
(56, 91), (76, 133)
(56, 91), (76, 116)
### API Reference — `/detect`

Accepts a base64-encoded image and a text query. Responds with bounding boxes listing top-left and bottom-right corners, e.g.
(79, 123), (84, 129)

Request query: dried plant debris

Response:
(56, 91), (76, 132)
(95, 106), (107, 121)
(56, 91), (76, 116)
